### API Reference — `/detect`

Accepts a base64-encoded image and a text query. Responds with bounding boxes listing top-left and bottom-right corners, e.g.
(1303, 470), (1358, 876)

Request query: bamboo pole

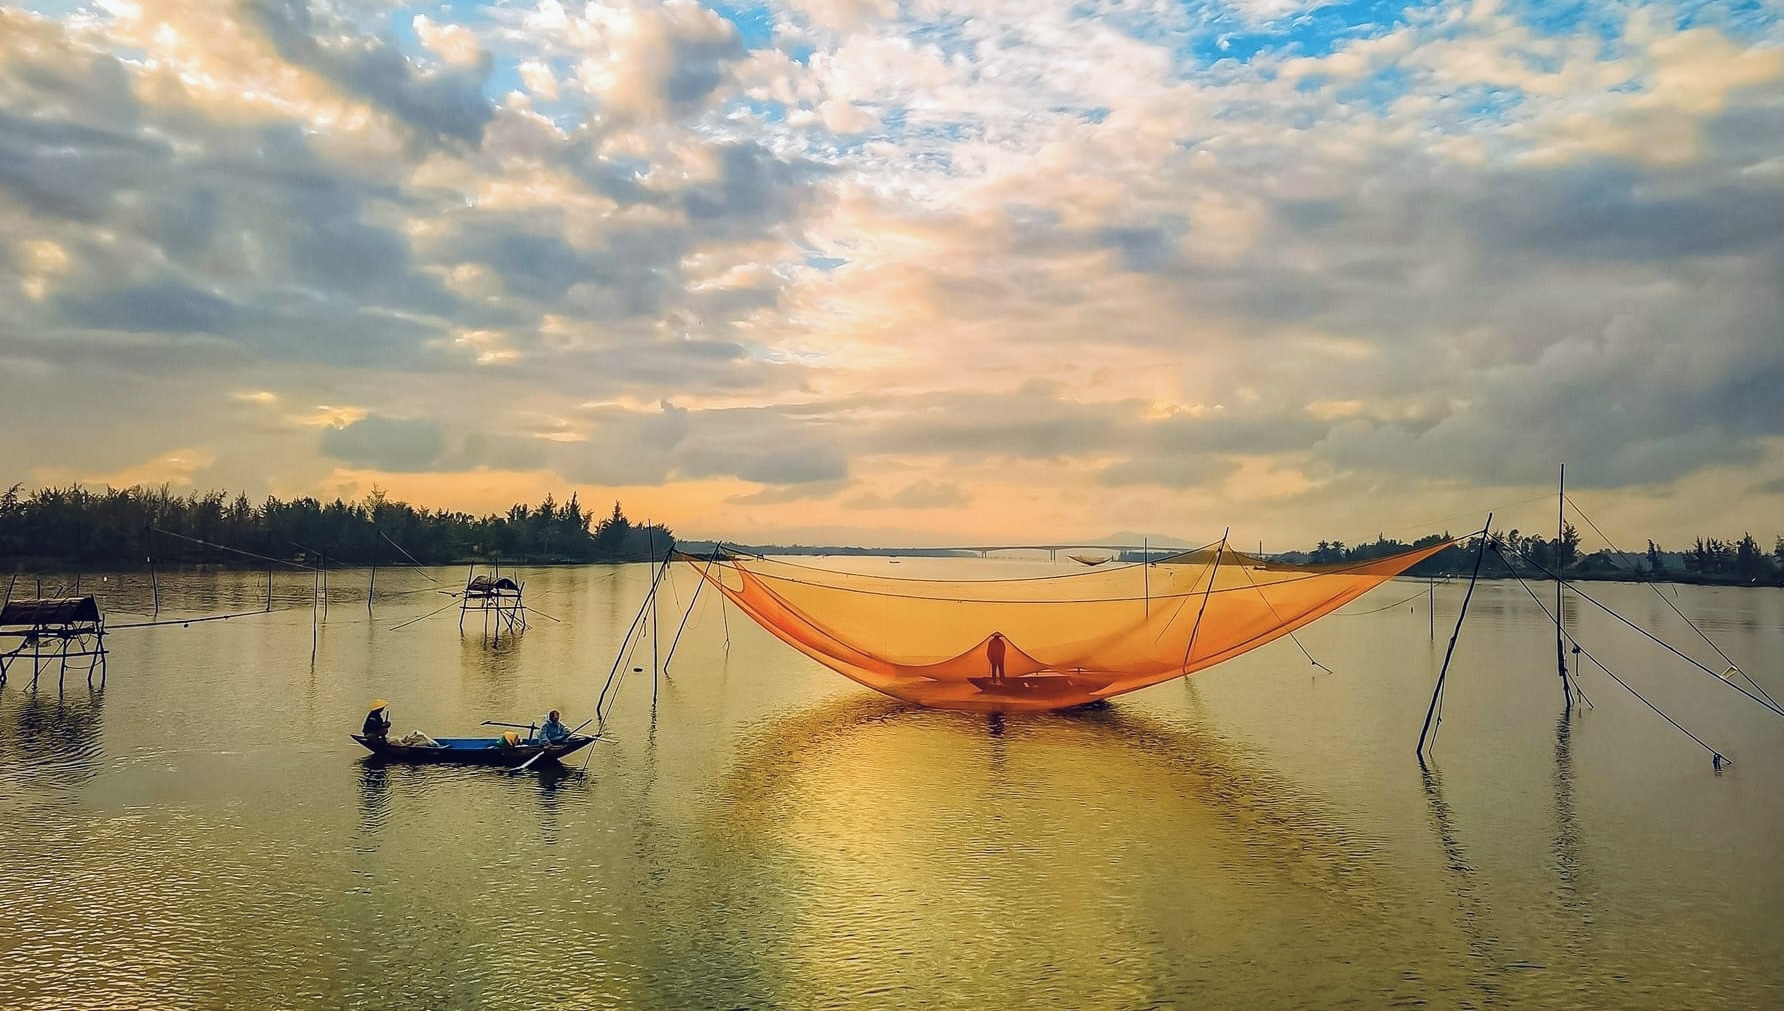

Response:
(1419, 514), (1492, 761)
(1557, 463), (1570, 714)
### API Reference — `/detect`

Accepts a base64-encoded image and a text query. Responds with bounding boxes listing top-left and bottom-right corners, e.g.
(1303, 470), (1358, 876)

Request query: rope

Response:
(377, 529), (442, 583)
(1499, 541), (1784, 719)
(1577, 638), (1726, 763)
(1336, 578), (1454, 616)
(719, 548), (1428, 604)
(110, 607), (282, 630)
(664, 547), (723, 672)
(1237, 559), (1333, 674)
(1490, 548), (1595, 710)
(149, 527), (311, 570)
(389, 598), (462, 631)
(704, 539), (1224, 585)
(1563, 494), (1777, 712)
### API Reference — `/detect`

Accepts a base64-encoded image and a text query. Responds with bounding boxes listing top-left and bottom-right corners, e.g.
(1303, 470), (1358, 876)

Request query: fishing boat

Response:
(967, 673), (1116, 697)
(350, 733), (596, 766)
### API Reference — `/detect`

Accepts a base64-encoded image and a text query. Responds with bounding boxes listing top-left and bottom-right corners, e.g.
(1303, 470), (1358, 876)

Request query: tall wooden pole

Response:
(648, 524), (660, 706)
(368, 524), (378, 613)
(147, 526), (160, 618)
(1428, 577), (1435, 640)
(1557, 463), (1570, 714)
(1419, 514), (1492, 761)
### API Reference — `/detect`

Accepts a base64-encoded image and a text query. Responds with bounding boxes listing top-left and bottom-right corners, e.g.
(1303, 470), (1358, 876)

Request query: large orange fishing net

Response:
(685, 541), (1452, 712)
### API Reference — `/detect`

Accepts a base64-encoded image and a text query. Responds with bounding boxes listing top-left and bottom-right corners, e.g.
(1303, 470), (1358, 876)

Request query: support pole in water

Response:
(1143, 537), (1149, 618)
(1557, 463), (1570, 715)
(597, 554), (672, 723)
(664, 546), (723, 673)
(146, 525), (159, 618)
(368, 524), (378, 614)
(310, 555), (321, 665)
(1419, 513), (1492, 762)
(1180, 529), (1228, 673)
(1428, 578), (1435, 641)
(647, 525), (661, 705)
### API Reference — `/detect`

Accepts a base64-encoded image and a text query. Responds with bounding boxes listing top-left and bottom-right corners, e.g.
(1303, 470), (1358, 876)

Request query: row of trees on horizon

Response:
(3, 483), (1780, 587)
(0, 484), (673, 570)
(1292, 525), (1784, 586)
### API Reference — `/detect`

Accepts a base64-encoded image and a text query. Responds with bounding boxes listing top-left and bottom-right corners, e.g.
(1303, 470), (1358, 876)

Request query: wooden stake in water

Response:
(310, 560), (320, 664)
(368, 525), (377, 614)
(1557, 463), (1570, 715)
(147, 526), (160, 618)
(1418, 514), (1492, 761)
(648, 524), (660, 706)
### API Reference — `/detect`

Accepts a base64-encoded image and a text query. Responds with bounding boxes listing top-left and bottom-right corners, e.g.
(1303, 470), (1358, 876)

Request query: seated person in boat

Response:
(363, 700), (392, 743)
(538, 710), (571, 745)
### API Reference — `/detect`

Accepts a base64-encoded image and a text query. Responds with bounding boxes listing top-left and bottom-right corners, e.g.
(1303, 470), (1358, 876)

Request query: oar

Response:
(514, 718), (595, 772)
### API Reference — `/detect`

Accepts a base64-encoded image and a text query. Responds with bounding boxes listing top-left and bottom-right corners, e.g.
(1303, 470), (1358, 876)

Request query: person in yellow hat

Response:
(363, 700), (392, 744)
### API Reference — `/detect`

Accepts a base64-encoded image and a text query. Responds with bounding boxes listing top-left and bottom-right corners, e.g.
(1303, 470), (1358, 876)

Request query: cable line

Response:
(1563, 494), (1777, 712)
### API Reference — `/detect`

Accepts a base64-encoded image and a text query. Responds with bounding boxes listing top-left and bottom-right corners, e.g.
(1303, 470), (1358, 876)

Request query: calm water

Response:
(1, 560), (1780, 1009)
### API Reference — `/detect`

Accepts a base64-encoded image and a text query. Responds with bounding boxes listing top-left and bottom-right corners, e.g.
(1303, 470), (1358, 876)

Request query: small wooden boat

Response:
(350, 733), (596, 766)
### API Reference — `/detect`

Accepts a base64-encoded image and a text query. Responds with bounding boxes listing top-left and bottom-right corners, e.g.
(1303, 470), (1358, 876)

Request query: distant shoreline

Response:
(5, 556), (1777, 590)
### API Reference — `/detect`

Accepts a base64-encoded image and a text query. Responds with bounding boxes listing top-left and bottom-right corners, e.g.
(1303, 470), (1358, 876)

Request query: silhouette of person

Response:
(986, 632), (1007, 683)
(363, 700), (392, 744)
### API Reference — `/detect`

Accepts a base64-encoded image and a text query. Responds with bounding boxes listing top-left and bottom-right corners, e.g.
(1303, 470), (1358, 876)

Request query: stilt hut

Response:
(0, 595), (107, 690)
(459, 568), (526, 639)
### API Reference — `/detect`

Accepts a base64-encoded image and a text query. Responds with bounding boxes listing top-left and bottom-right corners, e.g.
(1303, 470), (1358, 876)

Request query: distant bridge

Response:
(704, 542), (1208, 562)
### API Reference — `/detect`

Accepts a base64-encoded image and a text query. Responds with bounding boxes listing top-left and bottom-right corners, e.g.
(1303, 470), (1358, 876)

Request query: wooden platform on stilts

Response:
(0, 595), (108, 691)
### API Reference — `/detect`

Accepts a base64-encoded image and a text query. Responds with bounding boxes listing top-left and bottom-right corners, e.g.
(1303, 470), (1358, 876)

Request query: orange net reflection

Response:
(686, 541), (1452, 712)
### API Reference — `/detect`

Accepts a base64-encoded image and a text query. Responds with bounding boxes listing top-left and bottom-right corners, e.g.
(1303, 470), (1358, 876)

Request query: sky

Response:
(0, 0), (1779, 549)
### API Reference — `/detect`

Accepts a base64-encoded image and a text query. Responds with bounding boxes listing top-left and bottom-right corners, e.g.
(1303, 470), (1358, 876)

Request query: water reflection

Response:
(533, 763), (575, 845)
(0, 687), (105, 789)
(1419, 762), (1505, 1004)
(679, 695), (1437, 1008)
(357, 761), (392, 839)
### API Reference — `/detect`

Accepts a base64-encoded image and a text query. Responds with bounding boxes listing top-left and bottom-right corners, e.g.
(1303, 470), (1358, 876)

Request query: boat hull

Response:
(351, 734), (595, 765)
(967, 673), (1116, 697)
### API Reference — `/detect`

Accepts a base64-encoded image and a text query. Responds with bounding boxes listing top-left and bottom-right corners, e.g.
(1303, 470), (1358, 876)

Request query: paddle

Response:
(513, 718), (595, 772)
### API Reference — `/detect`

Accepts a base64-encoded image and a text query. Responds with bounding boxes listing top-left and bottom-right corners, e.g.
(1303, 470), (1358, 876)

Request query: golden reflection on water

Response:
(703, 695), (1457, 1008)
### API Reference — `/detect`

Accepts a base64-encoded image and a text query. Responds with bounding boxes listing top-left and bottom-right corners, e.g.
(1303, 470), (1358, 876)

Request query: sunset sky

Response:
(1, 0), (1779, 548)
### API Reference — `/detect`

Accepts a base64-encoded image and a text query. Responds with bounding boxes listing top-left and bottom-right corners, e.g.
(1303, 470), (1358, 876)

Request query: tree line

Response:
(1292, 526), (1784, 586)
(0, 484), (674, 569)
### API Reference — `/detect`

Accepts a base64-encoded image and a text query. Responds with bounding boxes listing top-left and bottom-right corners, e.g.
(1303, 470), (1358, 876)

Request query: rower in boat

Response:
(537, 710), (570, 745)
(363, 700), (392, 744)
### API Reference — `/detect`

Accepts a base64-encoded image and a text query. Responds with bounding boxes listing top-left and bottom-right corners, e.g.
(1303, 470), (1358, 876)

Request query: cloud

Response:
(726, 478), (852, 505)
(842, 479), (970, 509)
(319, 415), (447, 472)
(56, 280), (238, 334)
(244, 0), (493, 150)
(2, 0), (1781, 547)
